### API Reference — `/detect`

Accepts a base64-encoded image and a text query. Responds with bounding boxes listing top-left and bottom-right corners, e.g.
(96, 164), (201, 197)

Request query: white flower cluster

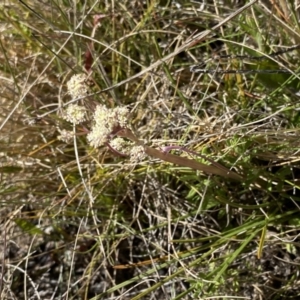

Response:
(62, 104), (86, 124)
(87, 105), (129, 148)
(110, 137), (132, 153)
(130, 145), (146, 162)
(61, 75), (145, 163)
(109, 139), (146, 162)
(57, 129), (74, 143)
(67, 74), (89, 99)
(60, 74), (90, 126)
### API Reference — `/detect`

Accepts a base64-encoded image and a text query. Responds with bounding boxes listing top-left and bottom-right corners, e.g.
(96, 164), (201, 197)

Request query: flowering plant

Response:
(60, 73), (246, 182)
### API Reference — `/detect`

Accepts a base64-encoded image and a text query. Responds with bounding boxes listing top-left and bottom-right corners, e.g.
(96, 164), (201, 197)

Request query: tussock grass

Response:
(1, 0), (300, 299)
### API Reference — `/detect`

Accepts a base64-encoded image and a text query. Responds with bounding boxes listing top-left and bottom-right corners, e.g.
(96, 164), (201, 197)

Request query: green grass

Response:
(1, 0), (300, 299)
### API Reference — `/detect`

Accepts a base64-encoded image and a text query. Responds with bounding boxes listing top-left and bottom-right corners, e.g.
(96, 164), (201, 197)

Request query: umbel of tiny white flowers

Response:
(108, 138), (146, 162)
(87, 104), (129, 148)
(61, 74), (88, 125)
(129, 145), (146, 162)
(57, 128), (75, 143)
(87, 105), (146, 161)
(66, 73), (97, 111)
(62, 104), (86, 124)
(67, 74), (89, 99)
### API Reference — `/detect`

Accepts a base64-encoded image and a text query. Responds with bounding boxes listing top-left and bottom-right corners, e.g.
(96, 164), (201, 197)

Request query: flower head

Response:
(88, 105), (129, 148)
(109, 137), (133, 154)
(130, 145), (146, 162)
(62, 104), (86, 124)
(67, 74), (89, 99)
(57, 129), (74, 143)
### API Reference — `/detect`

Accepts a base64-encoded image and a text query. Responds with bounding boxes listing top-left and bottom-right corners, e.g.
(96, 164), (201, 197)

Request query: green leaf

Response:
(15, 219), (44, 235)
